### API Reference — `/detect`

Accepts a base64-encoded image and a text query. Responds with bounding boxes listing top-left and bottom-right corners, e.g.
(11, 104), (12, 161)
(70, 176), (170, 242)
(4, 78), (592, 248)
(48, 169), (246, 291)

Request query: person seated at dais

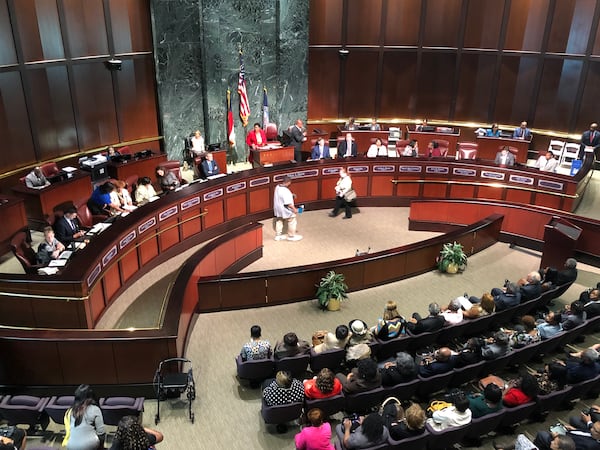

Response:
(37, 226), (65, 265)
(54, 206), (86, 245)
(535, 151), (558, 172)
(134, 177), (157, 205)
(337, 133), (357, 158)
(344, 117), (357, 131)
(311, 137), (331, 160)
(246, 123), (266, 150)
(88, 181), (124, 216)
(366, 138), (387, 157)
(106, 146), (121, 160)
(486, 123), (501, 137)
(200, 152), (220, 178)
(25, 166), (50, 188)
(370, 118), (381, 131)
(427, 141), (444, 157)
(402, 139), (418, 157)
(155, 166), (180, 192)
(512, 121), (532, 140)
(494, 146), (516, 166)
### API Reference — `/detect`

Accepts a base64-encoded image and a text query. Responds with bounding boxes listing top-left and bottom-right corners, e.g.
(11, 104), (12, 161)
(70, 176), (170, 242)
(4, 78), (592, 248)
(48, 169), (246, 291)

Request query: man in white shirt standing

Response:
(273, 176), (302, 241)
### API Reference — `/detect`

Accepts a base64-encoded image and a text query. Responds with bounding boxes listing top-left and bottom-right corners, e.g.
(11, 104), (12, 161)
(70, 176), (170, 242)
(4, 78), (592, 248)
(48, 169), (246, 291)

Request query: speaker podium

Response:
(540, 217), (582, 270)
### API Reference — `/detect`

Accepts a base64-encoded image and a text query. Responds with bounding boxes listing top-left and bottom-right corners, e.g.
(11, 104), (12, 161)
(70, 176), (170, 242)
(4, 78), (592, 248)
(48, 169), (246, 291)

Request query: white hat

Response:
(350, 320), (367, 336)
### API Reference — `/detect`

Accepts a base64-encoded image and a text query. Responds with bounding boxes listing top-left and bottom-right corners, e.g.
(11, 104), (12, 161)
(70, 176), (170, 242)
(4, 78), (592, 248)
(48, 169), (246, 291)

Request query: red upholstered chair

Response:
(266, 123), (278, 142)
(498, 145), (519, 159)
(435, 126), (454, 133)
(369, 137), (388, 145)
(125, 174), (139, 194)
(119, 145), (132, 155)
(431, 139), (449, 157)
(75, 201), (105, 228)
(40, 162), (60, 178)
(456, 142), (478, 159)
(10, 231), (43, 274)
(162, 160), (182, 182)
(395, 139), (411, 155)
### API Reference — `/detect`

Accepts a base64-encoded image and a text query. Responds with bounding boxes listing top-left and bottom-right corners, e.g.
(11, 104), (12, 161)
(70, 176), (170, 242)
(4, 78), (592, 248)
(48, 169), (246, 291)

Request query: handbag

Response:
(343, 189), (357, 202)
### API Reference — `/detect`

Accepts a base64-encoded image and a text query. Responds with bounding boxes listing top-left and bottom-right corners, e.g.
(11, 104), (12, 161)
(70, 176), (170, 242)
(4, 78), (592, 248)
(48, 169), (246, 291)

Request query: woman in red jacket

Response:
(503, 373), (539, 406)
(304, 368), (342, 399)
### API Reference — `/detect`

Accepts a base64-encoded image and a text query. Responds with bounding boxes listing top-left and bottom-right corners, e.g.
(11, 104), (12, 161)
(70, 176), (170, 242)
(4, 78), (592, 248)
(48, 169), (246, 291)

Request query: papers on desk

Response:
(49, 259), (67, 267)
(38, 266), (59, 275)
(59, 250), (72, 260)
(62, 166), (77, 173)
(207, 173), (226, 180)
(149, 196), (160, 202)
(87, 222), (112, 235)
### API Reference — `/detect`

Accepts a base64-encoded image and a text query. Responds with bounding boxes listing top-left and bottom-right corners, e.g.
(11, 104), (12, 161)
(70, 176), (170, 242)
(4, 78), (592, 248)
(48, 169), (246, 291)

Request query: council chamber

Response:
(0, 1), (600, 449)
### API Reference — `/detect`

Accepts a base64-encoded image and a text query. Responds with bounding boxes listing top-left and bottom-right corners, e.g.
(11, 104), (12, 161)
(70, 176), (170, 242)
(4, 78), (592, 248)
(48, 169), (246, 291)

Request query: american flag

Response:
(262, 87), (269, 129)
(237, 51), (250, 127)
(227, 89), (236, 147)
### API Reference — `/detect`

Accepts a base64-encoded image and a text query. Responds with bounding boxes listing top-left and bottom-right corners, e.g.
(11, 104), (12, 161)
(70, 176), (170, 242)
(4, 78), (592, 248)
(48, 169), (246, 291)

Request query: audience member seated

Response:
(379, 352), (418, 386)
(541, 258), (578, 287)
(303, 368), (343, 399)
(88, 181), (123, 216)
(582, 288), (600, 318)
(155, 166), (180, 192)
(546, 348), (600, 387)
(427, 141), (443, 157)
(579, 283), (600, 303)
(381, 402), (426, 441)
(339, 413), (389, 449)
(313, 325), (350, 354)
(569, 405), (600, 431)
(25, 166), (50, 188)
(200, 152), (220, 178)
(535, 151), (559, 172)
(294, 408), (334, 450)
(419, 347), (456, 377)
(505, 315), (541, 347)
(468, 383), (503, 418)
(337, 358), (382, 394)
(347, 320), (373, 347)
(517, 271), (543, 301)
(426, 392), (472, 431)
(536, 311), (562, 339)
(240, 325), (271, 361)
(366, 138), (387, 157)
(371, 301), (405, 340)
(346, 343), (372, 369)
(109, 415), (163, 450)
(503, 373), (539, 406)
(533, 423), (596, 450)
(402, 139), (418, 157)
(495, 433), (575, 450)
(494, 146), (516, 166)
(54, 206), (86, 245)
(491, 282), (521, 311)
(64, 384), (106, 450)
(311, 137), (331, 160)
(273, 332), (310, 359)
(570, 344), (600, 360)
(246, 123), (267, 150)
(453, 337), (484, 368)
(406, 302), (446, 334)
(481, 331), (511, 360)
(114, 180), (136, 212)
(134, 177), (158, 205)
(37, 226), (65, 265)
(262, 370), (304, 406)
(441, 297), (464, 324)
(558, 300), (587, 331)
(0, 426), (27, 450)
(462, 293), (495, 319)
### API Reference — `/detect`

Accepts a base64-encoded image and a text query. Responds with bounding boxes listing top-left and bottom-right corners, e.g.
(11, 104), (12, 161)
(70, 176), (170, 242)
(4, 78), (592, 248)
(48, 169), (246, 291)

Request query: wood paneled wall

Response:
(0, 0), (159, 174)
(308, 0), (600, 134)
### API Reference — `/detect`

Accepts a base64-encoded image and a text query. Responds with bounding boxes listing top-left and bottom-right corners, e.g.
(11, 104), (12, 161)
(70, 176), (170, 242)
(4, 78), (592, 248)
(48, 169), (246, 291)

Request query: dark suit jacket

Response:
(54, 216), (82, 245)
(406, 315), (445, 334)
(290, 126), (305, 151)
(201, 159), (219, 178)
(520, 282), (542, 301)
(567, 431), (600, 450)
(494, 151), (516, 166)
(581, 129), (600, 148)
(566, 360), (599, 384)
(584, 301), (600, 318)
(337, 141), (357, 158)
(341, 368), (382, 394)
(418, 358), (456, 377)
(493, 291), (521, 311)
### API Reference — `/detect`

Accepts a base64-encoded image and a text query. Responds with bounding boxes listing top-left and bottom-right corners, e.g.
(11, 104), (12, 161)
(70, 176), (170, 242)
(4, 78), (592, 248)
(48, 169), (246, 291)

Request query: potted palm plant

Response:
(437, 241), (468, 274)
(316, 270), (349, 311)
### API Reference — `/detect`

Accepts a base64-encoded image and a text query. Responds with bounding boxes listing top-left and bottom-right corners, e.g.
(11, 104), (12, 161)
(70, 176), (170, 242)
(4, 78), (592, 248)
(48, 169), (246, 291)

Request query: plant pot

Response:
(446, 262), (459, 274)
(327, 298), (341, 311)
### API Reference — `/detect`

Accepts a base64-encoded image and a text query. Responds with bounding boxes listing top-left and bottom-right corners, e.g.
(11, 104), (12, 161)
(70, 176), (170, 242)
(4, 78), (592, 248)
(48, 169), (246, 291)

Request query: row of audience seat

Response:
(237, 282), (575, 385)
(0, 395), (144, 430)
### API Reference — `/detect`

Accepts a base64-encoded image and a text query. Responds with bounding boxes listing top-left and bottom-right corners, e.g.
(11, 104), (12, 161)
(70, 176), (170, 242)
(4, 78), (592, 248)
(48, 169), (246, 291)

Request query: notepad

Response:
(49, 259), (67, 267)
(59, 250), (73, 260)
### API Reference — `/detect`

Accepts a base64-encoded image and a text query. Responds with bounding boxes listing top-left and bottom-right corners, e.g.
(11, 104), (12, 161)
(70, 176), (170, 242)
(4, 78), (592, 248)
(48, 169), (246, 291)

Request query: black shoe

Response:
(343, 216), (351, 219)
(328, 212), (336, 217)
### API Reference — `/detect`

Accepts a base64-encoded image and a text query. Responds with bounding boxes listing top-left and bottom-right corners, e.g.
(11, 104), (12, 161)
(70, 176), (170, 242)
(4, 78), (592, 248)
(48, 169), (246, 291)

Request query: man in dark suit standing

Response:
(54, 206), (85, 245)
(579, 122), (600, 159)
(290, 119), (307, 162)
(406, 303), (446, 334)
(337, 133), (357, 158)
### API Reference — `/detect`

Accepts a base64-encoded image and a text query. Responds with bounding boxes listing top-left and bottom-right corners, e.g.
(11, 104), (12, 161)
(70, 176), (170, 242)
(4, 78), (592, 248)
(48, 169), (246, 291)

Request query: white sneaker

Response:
(274, 235), (287, 241)
(287, 235), (303, 241)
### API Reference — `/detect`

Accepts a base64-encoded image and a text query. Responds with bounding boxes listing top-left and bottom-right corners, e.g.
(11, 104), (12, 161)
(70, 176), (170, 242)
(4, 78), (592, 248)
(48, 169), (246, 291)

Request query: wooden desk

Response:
(251, 146), (294, 166)
(476, 136), (530, 163)
(108, 152), (168, 181)
(339, 130), (389, 154)
(0, 195), (27, 253)
(11, 171), (92, 227)
(407, 126), (461, 156)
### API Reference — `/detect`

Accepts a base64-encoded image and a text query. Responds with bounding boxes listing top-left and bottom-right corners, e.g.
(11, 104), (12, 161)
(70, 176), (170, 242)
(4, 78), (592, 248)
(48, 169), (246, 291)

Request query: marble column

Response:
(151, 0), (308, 163)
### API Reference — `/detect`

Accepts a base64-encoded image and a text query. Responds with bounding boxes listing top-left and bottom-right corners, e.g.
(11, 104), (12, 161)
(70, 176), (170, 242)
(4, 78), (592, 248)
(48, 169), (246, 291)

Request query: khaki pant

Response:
(274, 214), (297, 237)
